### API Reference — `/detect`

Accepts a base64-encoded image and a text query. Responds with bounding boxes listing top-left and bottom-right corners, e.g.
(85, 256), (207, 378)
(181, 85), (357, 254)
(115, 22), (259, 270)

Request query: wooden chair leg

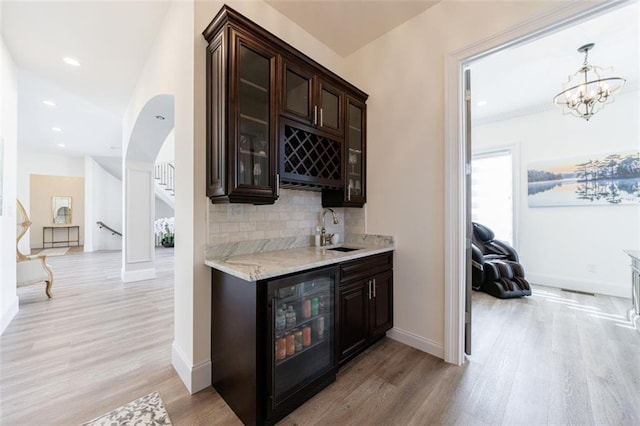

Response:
(44, 260), (54, 298)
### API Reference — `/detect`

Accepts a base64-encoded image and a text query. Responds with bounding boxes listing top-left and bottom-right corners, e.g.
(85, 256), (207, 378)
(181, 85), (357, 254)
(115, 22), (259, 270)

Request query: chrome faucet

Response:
(321, 208), (339, 246)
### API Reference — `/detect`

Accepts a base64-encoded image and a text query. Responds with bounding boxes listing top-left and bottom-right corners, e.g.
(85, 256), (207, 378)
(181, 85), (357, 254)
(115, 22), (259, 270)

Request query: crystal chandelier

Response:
(553, 43), (626, 121)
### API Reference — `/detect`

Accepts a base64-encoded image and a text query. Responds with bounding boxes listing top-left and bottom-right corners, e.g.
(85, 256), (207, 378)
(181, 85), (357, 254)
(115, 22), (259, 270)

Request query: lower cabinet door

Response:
(369, 270), (394, 340)
(338, 281), (369, 364)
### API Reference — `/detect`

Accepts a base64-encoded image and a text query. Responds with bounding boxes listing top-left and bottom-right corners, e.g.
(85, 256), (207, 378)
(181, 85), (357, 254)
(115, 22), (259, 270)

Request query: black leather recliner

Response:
(471, 222), (531, 299)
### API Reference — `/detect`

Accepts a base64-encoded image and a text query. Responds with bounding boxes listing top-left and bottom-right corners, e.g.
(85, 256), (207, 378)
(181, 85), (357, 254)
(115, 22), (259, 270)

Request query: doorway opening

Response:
(445, 0), (638, 365)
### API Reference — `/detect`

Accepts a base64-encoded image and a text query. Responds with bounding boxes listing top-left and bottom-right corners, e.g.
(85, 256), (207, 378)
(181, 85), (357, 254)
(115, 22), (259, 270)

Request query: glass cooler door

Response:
(268, 266), (337, 411)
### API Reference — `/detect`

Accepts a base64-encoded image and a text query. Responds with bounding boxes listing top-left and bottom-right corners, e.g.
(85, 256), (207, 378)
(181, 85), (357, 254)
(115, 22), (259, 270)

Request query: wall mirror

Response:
(52, 196), (72, 224)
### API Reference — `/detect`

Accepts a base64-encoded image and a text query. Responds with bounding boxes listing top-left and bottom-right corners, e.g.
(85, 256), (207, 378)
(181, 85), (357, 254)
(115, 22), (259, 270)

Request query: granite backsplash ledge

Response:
(206, 233), (394, 261)
(343, 234), (394, 246)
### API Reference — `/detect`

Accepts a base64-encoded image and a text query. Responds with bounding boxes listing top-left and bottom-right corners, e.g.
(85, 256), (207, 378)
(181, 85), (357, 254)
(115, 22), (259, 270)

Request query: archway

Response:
(122, 94), (175, 282)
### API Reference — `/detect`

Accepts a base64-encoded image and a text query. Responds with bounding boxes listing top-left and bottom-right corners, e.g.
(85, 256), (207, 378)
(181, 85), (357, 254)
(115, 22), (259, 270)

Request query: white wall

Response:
(474, 89), (640, 297)
(156, 129), (175, 163)
(85, 156), (123, 252)
(0, 33), (19, 334)
(342, 1), (567, 357)
(17, 150), (84, 254)
(120, 0), (201, 391)
(155, 198), (173, 220)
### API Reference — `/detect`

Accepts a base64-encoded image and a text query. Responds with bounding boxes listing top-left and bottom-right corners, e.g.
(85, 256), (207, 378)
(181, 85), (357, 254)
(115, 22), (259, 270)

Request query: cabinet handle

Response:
(313, 106), (318, 125)
(373, 278), (376, 298)
(368, 280), (372, 300)
(320, 108), (324, 127)
(276, 173), (280, 197)
(348, 185), (351, 201)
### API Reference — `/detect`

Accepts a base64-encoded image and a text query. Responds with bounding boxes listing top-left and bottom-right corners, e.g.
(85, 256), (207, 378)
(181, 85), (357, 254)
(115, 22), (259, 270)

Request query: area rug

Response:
(38, 247), (69, 256)
(81, 391), (172, 426)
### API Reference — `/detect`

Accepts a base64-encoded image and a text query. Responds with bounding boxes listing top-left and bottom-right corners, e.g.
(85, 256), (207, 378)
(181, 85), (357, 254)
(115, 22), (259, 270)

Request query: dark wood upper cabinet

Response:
(232, 32), (279, 202)
(322, 96), (367, 207)
(204, 13), (279, 204)
(204, 5), (367, 204)
(281, 59), (344, 139)
(317, 79), (344, 137)
(281, 59), (314, 124)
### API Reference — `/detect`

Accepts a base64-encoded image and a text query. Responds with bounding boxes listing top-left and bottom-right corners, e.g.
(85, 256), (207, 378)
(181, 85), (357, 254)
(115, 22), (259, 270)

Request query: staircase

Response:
(154, 161), (175, 207)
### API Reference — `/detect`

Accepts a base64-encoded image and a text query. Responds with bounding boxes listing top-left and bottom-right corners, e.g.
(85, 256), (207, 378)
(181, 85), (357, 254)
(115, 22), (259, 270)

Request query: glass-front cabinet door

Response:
(318, 80), (344, 137)
(231, 31), (278, 203)
(267, 266), (338, 419)
(321, 95), (366, 207)
(346, 96), (366, 205)
(282, 60), (314, 125)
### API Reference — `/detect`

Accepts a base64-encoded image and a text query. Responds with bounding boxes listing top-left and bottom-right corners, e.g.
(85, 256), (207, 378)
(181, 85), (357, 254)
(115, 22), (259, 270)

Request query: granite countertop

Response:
(205, 234), (394, 281)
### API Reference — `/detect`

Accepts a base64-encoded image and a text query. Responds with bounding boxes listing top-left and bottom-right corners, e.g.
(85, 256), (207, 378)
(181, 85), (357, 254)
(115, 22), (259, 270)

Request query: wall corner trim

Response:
(171, 341), (212, 394)
(387, 327), (444, 359)
(121, 268), (156, 283)
(1, 296), (20, 335)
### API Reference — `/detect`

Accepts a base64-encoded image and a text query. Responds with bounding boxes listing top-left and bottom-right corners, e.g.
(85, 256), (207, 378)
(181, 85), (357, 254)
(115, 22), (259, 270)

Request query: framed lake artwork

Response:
(527, 151), (640, 207)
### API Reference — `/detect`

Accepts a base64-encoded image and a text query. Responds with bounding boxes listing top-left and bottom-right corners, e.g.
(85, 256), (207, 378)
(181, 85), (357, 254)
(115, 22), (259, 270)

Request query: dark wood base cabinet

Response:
(210, 252), (393, 425)
(338, 253), (393, 365)
(211, 266), (339, 425)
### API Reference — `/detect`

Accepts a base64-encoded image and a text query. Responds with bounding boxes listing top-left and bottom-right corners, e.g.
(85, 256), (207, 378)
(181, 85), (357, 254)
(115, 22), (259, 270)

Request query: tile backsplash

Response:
(207, 188), (365, 245)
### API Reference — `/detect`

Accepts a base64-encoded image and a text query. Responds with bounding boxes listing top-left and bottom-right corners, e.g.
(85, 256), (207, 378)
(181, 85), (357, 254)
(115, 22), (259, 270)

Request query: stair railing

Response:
(96, 221), (122, 236)
(154, 162), (175, 196)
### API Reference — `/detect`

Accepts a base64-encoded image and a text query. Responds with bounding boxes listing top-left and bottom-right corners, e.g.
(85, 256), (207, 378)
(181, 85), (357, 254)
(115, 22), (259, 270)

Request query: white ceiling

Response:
(2, 1), (637, 161)
(1, 1), (170, 157)
(471, 1), (639, 124)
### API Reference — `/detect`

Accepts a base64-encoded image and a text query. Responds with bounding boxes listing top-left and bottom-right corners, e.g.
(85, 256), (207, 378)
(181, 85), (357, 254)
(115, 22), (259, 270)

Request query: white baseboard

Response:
(528, 273), (627, 298)
(1, 296), (19, 335)
(387, 327), (444, 359)
(171, 342), (212, 394)
(121, 267), (155, 283)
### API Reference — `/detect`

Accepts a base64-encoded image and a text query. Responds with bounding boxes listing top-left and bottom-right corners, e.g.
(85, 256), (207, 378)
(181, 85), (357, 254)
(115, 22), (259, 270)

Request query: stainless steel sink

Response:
(326, 246), (360, 252)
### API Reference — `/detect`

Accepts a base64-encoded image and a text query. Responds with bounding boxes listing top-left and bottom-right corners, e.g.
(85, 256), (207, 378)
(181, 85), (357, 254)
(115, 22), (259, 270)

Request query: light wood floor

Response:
(1, 250), (638, 425)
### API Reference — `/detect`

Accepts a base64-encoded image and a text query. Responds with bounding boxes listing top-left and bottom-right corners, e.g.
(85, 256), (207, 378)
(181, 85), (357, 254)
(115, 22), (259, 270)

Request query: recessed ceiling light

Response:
(42, 100), (56, 107)
(155, 115), (165, 120)
(63, 57), (81, 67)
(52, 127), (62, 132)
(476, 100), (488, 107)
(57, 143), (66, 148)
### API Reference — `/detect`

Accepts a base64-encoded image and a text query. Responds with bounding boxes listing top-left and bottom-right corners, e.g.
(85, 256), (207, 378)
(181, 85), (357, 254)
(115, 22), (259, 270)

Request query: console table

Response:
(624, 250), (640, 333)
(43, 226), (80, 248)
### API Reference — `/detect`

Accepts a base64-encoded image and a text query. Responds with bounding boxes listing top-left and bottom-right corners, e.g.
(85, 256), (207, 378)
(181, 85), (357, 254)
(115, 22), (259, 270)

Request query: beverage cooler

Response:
(267, 266), (338, 420)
